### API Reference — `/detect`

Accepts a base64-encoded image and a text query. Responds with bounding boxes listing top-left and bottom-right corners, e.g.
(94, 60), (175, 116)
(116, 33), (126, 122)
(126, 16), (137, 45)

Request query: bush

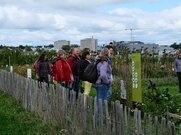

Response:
(14, 65), (36, 79)
(109, 77), (121, 102)
(152, 69), (167, 78)
(143, 87), (172, 116)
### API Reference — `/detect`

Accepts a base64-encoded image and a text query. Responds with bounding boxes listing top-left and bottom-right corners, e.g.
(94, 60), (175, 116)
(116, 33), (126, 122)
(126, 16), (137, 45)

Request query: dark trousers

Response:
(177, 72), (181, 93)
(39, 76), (49, 87)
(71, 75), (80, 98)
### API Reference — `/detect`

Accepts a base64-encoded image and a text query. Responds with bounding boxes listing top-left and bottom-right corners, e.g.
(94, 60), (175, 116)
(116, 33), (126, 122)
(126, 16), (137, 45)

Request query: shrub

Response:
(142, 80), (172, 116)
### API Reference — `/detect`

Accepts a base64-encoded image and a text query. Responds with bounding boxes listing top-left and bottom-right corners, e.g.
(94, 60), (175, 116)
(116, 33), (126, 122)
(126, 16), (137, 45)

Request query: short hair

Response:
(58, 50), (65, 56)
(82, 51), (90, 59)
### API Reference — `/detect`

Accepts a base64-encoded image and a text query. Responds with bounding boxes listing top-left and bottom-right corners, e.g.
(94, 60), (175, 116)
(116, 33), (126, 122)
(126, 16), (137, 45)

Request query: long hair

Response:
(99, 48), (109, 61)
(39, 53), (46, 61)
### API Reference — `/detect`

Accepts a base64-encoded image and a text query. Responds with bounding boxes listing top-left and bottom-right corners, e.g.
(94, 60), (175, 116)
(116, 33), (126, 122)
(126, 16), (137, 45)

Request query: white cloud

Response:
(109, 5), (181, 44)
(0, 1), (181, 45)
(0, 0), (155, 10)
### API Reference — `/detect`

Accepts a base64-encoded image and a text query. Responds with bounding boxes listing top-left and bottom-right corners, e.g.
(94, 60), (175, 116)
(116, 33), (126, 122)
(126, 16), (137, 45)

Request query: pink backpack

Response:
(34, 60), (40, 75)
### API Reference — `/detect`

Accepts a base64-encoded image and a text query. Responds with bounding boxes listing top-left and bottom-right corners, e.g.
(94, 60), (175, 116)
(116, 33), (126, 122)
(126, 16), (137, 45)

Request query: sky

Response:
(0, 0), (181, 46)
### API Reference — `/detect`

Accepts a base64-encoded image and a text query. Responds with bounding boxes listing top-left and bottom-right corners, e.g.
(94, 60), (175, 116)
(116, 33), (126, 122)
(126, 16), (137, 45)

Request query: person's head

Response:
(39, 53), (48, 61)
(106, 45), (114, 56)
(83, 48), (90, 52)
(58, 50), (66, 59)
(99, 48), (109, 61)
(82, 51), (90, 60)
(71, 47), (80, 57)
(178, 50), (181, 58)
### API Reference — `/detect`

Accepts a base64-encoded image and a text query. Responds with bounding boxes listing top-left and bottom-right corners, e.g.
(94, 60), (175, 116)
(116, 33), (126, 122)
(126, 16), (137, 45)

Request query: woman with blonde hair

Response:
(95, 48), (112, 108)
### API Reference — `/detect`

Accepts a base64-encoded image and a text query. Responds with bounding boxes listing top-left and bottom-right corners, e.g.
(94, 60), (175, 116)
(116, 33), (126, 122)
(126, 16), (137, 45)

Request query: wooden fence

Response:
(0, 70), (180, 135)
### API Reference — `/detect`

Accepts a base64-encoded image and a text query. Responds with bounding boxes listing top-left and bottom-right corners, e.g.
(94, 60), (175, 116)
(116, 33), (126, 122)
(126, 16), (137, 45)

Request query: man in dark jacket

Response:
(67, 47), (81, 97)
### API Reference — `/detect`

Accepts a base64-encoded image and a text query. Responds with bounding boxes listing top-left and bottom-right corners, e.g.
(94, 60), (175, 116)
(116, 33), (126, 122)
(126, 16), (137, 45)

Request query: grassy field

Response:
(0, 90), (62, 135)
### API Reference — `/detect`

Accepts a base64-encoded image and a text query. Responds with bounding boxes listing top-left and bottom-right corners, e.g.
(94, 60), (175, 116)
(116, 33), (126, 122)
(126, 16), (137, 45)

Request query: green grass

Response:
(142, 85), (179, 95)
(158, 85), (179, 95)
(0, 90), (61, 135)
(89, 87), (96, 97)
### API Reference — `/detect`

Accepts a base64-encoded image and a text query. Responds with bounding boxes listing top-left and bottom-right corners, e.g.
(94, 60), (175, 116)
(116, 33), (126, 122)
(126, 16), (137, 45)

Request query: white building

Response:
(54, 40), (70, 50)
(80, 38), (98, 51)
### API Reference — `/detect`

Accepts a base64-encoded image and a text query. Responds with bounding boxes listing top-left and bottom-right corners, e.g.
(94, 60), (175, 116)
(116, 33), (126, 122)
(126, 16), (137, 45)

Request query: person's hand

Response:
(70, 74), (74, 81)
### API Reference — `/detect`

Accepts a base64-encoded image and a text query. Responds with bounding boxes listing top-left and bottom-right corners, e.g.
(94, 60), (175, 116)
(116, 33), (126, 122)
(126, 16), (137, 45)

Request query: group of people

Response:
(34, 45), (114, 104)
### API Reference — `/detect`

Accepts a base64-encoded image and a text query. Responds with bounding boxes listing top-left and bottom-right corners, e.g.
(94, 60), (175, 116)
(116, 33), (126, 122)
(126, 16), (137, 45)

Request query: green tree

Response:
(62, 45), (71, 52)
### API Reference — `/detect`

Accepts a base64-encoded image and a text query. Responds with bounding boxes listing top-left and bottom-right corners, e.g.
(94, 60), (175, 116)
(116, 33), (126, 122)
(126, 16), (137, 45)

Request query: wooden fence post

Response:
(115, 100), (121, 135)
(133, 108), (138, 135)
(126, 108), (131, 135)
(155, 116), (158, 135)
(168, 121), (172, 135)
(161, 117), (166, 135)
(111, 101), (116, 135)
(148, 115), (152, 135)
(98, 99), (103, 135)
(104, 100), (111, 135)
(144, 113), (147, 135)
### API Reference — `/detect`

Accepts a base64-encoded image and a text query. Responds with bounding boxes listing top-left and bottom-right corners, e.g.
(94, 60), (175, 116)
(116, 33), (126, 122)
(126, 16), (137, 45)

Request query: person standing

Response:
(95, 48), (112, 109)
(79, 51), (92, 103)
(105, 45), (114, 99)
(67, 47), (81, 97)
(53, 50), (73, 89)
(174, 50), (181, 93)
(38, 53), (50, 85)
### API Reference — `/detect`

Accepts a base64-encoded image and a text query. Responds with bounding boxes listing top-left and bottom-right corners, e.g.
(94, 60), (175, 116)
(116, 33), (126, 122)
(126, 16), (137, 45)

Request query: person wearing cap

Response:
(174, 50), (181, 93)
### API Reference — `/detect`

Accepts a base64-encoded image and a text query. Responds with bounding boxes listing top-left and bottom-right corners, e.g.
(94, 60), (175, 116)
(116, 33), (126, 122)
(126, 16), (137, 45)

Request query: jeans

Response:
(107, 84), (112, 99)
(71, 75), (80, 98)
(96, 84), (109, 109)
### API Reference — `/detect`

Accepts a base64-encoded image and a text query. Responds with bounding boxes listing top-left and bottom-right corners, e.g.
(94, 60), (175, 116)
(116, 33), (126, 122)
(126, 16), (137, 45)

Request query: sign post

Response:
(10, 66), (13, 72)
(132, 53), (142, 103)
(27, 68), (32, 78)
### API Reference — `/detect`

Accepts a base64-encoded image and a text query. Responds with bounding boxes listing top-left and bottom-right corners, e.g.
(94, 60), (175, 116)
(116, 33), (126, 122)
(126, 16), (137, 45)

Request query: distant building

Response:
(115, 41), (159, 54)
(80, 38), (98, 51)
(54, 40), (70, 50)
(97, 45), (104, 51)
(158, 45), (176, 55)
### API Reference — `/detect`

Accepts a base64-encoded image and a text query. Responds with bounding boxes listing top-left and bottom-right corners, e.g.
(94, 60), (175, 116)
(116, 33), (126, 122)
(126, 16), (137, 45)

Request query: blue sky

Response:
(0, 0), (181, 46)
(111, 0), (180, 11)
